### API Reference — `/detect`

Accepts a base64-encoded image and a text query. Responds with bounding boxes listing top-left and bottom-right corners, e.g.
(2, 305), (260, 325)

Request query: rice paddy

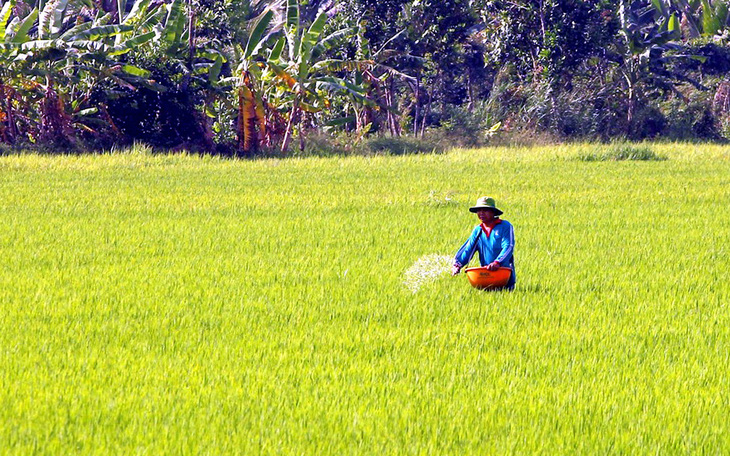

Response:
(0, 143), (729, 454)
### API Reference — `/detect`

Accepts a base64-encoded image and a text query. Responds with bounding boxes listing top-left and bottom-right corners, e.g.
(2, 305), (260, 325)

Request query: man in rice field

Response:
(451, 196), (516, 291)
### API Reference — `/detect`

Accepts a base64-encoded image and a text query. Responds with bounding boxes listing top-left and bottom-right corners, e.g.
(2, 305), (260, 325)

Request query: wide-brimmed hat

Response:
(469, 196), (503, 215)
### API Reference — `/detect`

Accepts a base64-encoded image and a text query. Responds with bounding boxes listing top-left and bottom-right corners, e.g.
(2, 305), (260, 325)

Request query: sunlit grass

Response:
(0, 143), (729, 453)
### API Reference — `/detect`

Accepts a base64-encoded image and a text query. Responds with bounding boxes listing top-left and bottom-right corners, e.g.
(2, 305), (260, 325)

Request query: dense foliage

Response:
(2, 0), (730, 153)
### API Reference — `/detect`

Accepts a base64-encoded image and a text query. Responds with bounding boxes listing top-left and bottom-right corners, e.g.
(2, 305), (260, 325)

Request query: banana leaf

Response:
(301, 10), (326, 60)
(0, 0), (14, 42)
(20, 39), (56, 51)
(69, 24), (134, 41)
(108, 31), (155, 56)
(68, 40), (109, 53)
(311, 26), (355, 61)
(268, 62), (296, 88)
(209, 54), (223, 84)
(284, 0), (299, 61)
(59, 20), (94, 40)
(324, 116), (355, 127)
(268, 36), (285, 61)
(311, 59), (374, 73)
(244, 8), (273, 59)
(163, 0), (183, 44)
(10, 8), (38, 43)
(51, 0), (70, 37)
(75, 107), (99, 116)
(124, 0), (152, 25)
(121, 64), (150, 77)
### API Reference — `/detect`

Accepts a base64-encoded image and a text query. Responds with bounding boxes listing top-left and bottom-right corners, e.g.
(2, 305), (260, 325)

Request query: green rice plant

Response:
(0, 143), (728, 454)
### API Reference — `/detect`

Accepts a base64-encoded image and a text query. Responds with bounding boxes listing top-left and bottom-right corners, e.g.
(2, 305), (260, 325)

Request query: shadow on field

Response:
(514, 283), (552, 294)
(0, 135), (449, 159)
(291, 134), (447, 158)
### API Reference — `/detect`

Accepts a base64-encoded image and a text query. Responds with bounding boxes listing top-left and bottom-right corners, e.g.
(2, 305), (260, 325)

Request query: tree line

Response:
(1, 0), (730, 155)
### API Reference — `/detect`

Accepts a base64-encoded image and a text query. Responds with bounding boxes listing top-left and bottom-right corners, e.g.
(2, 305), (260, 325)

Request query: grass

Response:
(0, 143), (729, 454)
(577, 143), (667, 161)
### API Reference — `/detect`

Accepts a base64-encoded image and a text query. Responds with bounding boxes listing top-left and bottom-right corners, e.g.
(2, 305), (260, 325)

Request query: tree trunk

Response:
(298, 112), (306, 152)
(188, 0), (195, 66)
(281, 98), (299, 154)
(386, 77), (400, 137)
(354, 105), (362, 132)
(40, 76), (69, 143)
(627, 87), (634, 127)
(413, 77), (420, 135)
(539, 0), (546, 48)
(713, 80), (730, 115)
(99, 103), (121, 137)
(0, 79), (10, 143)
(420, 74), (437, 138)
(623, 63), (636, 136)
(178, 0), (195, 92)
(467, 72), (473, 113)
(420, 91), (430, 138)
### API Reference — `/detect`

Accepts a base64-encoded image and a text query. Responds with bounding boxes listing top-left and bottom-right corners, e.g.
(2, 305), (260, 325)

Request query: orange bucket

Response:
(464, 266), (512, 290)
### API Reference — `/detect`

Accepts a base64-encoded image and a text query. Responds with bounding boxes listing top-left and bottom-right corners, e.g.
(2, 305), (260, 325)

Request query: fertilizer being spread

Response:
(403, 254), (453, 293)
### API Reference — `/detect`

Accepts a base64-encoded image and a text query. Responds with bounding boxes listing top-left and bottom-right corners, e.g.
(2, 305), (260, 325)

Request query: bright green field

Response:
(1, 144), (729, 454)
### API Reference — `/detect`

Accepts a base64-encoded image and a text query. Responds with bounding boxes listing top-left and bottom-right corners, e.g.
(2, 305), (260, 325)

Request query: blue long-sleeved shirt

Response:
(454, 220), (515, 270)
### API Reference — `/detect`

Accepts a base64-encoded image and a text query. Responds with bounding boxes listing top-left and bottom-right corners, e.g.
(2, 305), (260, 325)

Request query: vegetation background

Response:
(2, 0), (730, 154)
(2, 1), (730, 451)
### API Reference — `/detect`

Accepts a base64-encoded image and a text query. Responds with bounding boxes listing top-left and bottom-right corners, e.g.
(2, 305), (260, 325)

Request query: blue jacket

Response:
(455, 220), (515, 272)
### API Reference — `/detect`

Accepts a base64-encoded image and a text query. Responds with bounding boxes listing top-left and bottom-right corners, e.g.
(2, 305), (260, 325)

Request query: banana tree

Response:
(0, 0), (164, 143)
(618, 0), (705, 132)
(205, 1), (283, 155)
(663, 0), (730, 38)
(223, 0), (367, 154)
(231, 6), (279, 154)
(272, 0), (368, 153)
(0, 0), (31, 141)
(341, 23), (417, 137)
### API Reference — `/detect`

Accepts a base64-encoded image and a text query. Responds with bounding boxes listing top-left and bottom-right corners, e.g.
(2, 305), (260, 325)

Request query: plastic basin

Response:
(464, 266), (512, 290)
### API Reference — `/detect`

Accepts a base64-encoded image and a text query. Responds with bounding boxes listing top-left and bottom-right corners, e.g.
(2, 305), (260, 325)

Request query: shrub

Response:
(578, 144), (667, 161)
(438, 101), (501, 147)
(361, 136), (444, 155)
(660, 88), (723, 141)
(103, 85), (213, 152)
(295, 133), (353, 157)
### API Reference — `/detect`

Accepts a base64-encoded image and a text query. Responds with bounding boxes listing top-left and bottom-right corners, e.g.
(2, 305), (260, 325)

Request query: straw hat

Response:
(469, 196), (503, 215)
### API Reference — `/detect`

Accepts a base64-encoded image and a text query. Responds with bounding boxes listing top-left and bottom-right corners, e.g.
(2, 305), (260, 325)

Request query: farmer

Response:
(451, 196), (516, 291)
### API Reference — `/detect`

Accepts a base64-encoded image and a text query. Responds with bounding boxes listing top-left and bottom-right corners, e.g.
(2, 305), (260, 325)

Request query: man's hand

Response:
(451, 263), (462, 276)
(486, 261), (500, 271)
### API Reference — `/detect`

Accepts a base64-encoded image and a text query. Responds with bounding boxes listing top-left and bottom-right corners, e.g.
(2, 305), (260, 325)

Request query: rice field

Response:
(0, 143), (729, 454)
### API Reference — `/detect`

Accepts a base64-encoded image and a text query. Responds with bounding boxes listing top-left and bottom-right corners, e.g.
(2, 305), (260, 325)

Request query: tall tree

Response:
(478, 0), (618, 83)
